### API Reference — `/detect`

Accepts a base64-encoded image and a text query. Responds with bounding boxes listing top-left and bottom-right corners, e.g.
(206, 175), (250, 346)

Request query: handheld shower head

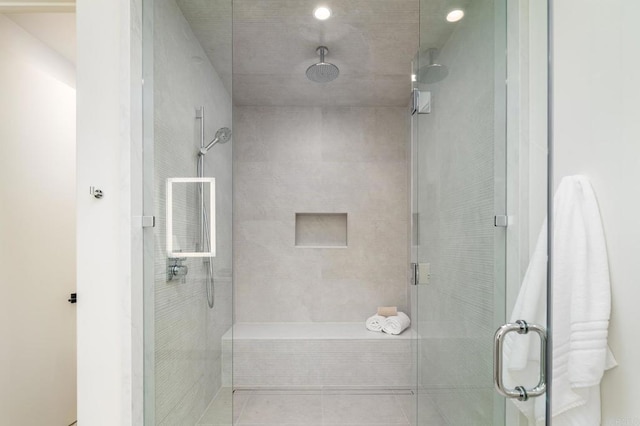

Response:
(199, 127), (232, 155)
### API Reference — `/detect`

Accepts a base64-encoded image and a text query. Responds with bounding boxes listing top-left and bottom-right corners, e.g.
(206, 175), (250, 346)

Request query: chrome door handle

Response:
(493, 320), (547, 401)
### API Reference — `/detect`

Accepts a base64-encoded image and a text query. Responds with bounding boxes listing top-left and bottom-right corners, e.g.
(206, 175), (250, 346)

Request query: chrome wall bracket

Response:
(410, 262), (430, 285)
(411, 263), (418, 285)
(89, 186), (103, 199)
(494, 215), (508, 227)
(142, 216), (156, 228)
(410, 89), (432, 115)
(494, 320), (547, 401)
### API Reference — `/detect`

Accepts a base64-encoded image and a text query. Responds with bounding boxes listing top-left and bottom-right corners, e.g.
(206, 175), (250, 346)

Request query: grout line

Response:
(157, 374), (206, 425)
(232, 387), (413, 395)
(195, 386), (224, 425)
(233, 388), (251, 425)
(393, 393), (413, 426)
(320, 387), (325, 426)
(419, 390), (451, 426)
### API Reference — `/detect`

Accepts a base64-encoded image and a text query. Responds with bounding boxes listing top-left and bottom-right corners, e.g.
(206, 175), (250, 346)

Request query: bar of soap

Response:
(377, 306), (398, 317)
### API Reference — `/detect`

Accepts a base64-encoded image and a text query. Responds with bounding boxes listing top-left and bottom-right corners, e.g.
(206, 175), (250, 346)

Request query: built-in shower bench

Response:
(221, 322), (415, 389)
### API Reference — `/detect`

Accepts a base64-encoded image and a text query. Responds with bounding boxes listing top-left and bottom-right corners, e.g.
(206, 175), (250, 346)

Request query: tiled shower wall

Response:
(415, 0), (498, 423)
(153, 0), (232, 424)
(234, 106), (410, 322)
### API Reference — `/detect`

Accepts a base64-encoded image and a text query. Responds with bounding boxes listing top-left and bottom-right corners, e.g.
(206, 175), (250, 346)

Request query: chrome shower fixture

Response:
(306, 46), (340, 83)
(419, 48), (449, 84)
(199, 127), (232, 156)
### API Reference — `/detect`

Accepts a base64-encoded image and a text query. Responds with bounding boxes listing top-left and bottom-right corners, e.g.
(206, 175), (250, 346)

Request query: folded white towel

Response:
(382, 312), (410, 335)
(365, 314), (385, 332)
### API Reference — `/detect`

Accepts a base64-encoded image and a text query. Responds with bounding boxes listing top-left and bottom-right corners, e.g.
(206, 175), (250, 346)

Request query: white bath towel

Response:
(382, 312), (411, 335)
(504, 175), (617, 425)
(365, 314), (386, 332)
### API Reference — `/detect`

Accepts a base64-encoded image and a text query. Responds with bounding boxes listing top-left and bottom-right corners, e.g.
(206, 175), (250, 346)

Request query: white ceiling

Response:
(5, 13), (76, 64)
(178, 0), (471, 107)
(3, 0), (469, 106)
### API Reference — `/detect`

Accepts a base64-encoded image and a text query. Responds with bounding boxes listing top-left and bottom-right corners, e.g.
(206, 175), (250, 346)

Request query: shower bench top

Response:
(222, 322), (415, 341)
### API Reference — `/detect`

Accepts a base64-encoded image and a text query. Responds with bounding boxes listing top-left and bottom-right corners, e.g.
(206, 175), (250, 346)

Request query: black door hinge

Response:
(68, 293), (77, 304)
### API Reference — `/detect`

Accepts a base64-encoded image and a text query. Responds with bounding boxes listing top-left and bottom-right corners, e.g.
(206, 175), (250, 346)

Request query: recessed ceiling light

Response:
(446, 9), (464, 22)
(314, 6), (332, 20)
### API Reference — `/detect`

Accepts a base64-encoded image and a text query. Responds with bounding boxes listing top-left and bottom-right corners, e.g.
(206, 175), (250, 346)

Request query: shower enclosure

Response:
(142, 0), (549, 424)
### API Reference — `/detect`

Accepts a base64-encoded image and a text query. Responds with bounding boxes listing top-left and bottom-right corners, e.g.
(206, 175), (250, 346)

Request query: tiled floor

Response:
(196, 388), (448, 426)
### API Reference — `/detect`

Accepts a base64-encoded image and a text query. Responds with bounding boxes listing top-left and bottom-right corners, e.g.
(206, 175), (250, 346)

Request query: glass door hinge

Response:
(142, 216), (156, 228)
(494, 215), (508, 227)
(410, 88), (431, 115)
(411, 262), (431, 285)
(411, 263), (418, 285)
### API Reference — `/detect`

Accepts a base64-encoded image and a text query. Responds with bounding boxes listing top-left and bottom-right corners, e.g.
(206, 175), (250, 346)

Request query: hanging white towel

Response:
(365, 314), (386, 332)
(504, 175), (617, 425)
(382, 312), (411, 335)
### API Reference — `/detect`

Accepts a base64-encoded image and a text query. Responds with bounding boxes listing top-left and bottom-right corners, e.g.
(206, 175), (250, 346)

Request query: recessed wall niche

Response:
(295, 213), (348, 248)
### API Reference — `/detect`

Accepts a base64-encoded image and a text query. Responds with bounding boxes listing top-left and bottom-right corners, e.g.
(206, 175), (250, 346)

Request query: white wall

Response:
(0, 13), (76, 426)
(553, 0), (640, 423)
(76, 0), (143, 425)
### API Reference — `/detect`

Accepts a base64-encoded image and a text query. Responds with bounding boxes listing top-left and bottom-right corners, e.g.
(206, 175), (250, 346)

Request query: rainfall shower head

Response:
(306, 46), (339, 83)
(199, 127), (232, 156)
(419, 48), (449, 84)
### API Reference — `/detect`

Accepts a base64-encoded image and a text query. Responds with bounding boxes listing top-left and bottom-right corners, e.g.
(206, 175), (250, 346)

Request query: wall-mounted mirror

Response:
(166, 177), (216, 258)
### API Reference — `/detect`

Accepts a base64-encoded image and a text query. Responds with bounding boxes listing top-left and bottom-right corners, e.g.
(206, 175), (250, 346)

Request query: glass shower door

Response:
(412, 0), (548, 424)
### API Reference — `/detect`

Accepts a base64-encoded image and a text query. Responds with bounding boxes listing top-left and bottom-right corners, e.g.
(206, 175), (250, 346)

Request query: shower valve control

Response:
(167, 257), (188, 282)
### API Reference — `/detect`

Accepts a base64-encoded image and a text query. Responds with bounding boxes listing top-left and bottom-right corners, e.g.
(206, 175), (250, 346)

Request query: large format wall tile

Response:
(234, 106), (409, 323)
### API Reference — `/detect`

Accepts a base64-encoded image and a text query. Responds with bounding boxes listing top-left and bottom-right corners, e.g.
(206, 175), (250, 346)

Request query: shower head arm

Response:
(317, 46), (328, 63)
(199, 137), (219, 156)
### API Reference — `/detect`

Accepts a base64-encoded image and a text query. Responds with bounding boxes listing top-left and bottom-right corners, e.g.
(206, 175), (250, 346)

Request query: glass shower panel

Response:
(413, 0), (549, 424)
(231, 0), (419, 423)
(143, 0), (233, 424)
